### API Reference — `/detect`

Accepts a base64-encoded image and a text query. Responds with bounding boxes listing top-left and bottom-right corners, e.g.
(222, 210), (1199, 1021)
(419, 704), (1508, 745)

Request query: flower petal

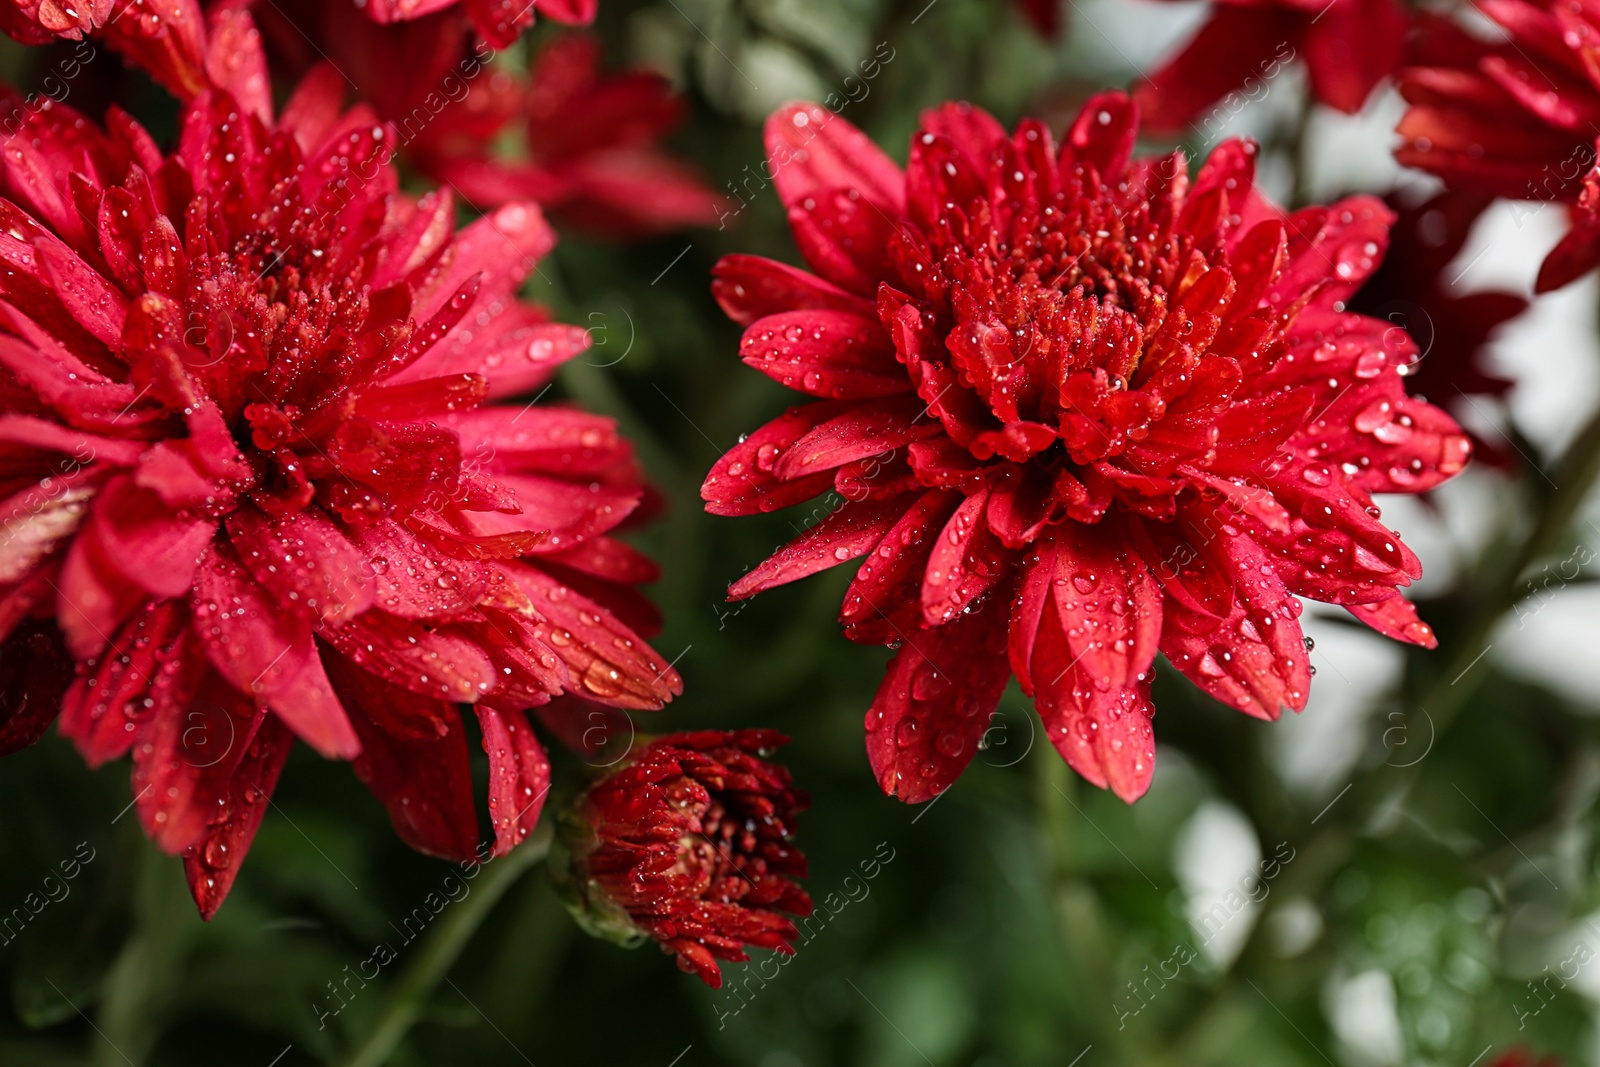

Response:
(740, 309), (909, 399)
(712, 254), (875, 326)
(183, 714), (293, 919)
(864, 602), (1011, 803)
(508, 562), (681, 710)
(474, 706), (550, 856)
(191, 543), (311, 699)
(261, 645), (361, 760)
(226, 505), (376, 625)
(329, 655), (482, 862)
(765, 103), (904, 215)
(729, 493), (912, 601)
(1348, 592), (1437, 648)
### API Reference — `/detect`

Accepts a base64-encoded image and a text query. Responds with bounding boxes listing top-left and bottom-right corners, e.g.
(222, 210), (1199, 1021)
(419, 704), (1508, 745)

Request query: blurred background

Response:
(1, 0), (1596, 1064)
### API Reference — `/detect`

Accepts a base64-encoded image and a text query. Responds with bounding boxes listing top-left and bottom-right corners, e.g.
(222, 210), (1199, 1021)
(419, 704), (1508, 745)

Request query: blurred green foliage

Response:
(0, 0), (1598, 1064)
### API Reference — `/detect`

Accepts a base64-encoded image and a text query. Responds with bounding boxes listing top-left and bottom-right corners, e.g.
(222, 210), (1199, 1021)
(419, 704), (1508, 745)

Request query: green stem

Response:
(339, 829), (552, 1067)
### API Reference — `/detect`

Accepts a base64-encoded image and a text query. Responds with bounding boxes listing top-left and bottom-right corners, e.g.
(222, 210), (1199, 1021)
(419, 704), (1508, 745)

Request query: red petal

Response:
(459, 473), (638, 552)
(93, 475), (216, 600)
(864, 601), (1011, 803)
(132, 675), (260, 854)
(443, 406), (632, 481)
(33, 235), (127, 347)
(701, 402), (845, 516)
(342, 518), (488, 620)
(839, 489), (959, 645)
(729, 493), (912, 601)
(712, 254), (875, 326)
(56, 522), (146, 659)
(414, 202), (554, 323)
(202, 3), (272, 123)
(765, 103), (904, 215)
(1050, 522), (1162, 697)
(921, 489), (1010, 626)
(184, 714), (293, 919)
(774, 395), (942, 481)
(1158, 520), (1311, 720)
(508, 562), (681, 710)
(474, 706), (550, 856)
(1008, 534), (1057, 693)
(1274, 196), (1394, 305)
(783, 185), (904, 297)
(1302, 0), (1406, 114)
(1348, 593), (1437, 648)
(1134, 6), (1305, 132)
(226, 505), (376, 624)
(740, 309), (909, 399)
(319, 609), (495, 703)
(59, 602), (195, 766)
(1062, 91), (1139, 178)
(191, 543), (311, 699)
(329, 656), (481, 862)
(262, 645), (361, 760)
(917, 101), (1008, 172)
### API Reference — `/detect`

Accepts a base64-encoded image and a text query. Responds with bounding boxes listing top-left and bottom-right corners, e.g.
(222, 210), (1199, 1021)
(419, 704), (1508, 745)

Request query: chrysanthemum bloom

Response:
(705, 95), (1469, 804)
(552, 729), (810, 987)
(0, 60), (680, 916)
(411, 33), (726, 237)
(1397, 5), (1600, 290)
(1134, 0), (1406, 132)
(1348, 190), (1526, 469)
(0, 0), (111, 43)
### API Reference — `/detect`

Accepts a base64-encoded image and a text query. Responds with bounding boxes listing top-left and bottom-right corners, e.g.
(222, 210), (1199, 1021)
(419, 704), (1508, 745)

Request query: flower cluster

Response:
(0, 0), (1529, 997)
(706, 96), (1468, 803)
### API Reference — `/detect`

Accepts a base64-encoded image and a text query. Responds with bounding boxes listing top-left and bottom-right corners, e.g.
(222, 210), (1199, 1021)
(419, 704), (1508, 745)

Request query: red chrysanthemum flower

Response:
(1134, 0), (1406, 132)
(0, 0), (112, 43)
(552, 729), (810, 987)
(1348, 190), (1526, 469)
(704, 96), (1469, 804)
(411, 33), (727, 237)
(0, 59), (681, 916)
(1397, 5), (1600, 291)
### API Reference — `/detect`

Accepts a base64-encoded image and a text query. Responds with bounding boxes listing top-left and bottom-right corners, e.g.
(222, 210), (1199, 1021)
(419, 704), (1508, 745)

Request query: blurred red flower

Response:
(553, 729), (810, 987)
(705, 96), (1468, 805)
(0, 39), (680, 915)
(1134, 0), (1407, 132)
(1397, 4), (1600, 291)
(412, 33), (727, 237)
